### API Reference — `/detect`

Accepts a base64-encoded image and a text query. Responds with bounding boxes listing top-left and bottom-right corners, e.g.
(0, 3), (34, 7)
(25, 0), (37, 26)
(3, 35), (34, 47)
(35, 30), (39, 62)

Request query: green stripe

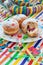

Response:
(28, 14), (34, 18)
(22, 6), (26, 14)
(16, 54), (30, 59)
(5, 43), (27, 65)
(29, 14), (34, 17)
(23, 43), (27, 47)
(17, 54), (25, 59)
(5, 52), (19, 65)
(4, 14), (13, 21)
(14, 6), (19, 14)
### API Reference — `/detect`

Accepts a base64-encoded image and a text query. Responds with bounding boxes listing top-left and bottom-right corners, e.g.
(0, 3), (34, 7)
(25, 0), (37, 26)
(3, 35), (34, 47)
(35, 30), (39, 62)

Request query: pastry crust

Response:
(21, 18), (38, 37)
(3, 19), (19, 35)
(13, 14), (27, 27)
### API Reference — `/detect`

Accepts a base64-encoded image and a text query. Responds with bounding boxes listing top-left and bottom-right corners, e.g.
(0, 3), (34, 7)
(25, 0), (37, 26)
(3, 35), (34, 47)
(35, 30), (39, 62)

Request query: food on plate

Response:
(3, 19), (19, 35)
(21, 18), (38, 37)
(13, 14), (27, 27)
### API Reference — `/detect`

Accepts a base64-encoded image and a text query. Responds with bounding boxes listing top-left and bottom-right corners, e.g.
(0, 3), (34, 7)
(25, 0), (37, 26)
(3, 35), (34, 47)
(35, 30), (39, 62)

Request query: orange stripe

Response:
(38, 57), (42, 62)
(0, 52), (13, 64)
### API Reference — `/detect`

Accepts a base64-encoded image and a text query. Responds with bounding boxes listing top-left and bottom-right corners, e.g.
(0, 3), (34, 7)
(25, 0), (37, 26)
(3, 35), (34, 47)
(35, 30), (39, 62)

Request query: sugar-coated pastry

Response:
(21, 18), (38, 37)
(3, 19), (19, 35)
(13, 14), (27, 27)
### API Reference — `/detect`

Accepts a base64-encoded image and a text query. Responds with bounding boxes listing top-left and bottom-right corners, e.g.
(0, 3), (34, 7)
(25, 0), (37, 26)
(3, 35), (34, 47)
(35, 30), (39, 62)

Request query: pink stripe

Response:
(0, 42), (16, 58)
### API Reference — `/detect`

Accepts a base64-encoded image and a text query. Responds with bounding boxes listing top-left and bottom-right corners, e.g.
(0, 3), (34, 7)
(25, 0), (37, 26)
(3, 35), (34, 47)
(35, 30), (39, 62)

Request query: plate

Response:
(0, 18), (43, 42)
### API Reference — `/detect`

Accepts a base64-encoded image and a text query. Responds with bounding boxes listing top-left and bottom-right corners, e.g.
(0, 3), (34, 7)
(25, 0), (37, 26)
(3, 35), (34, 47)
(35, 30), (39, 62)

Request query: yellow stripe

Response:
(26, 49), (35, 60)
(12, 53), (25, 65)
(32, 61), (39, 65)
(13, 58), (22, 65)
(29, 7), (33, 14)
(12, 42), (34, 65)
(32, 10), (43, 18)
(12, 49), (26, 65)
(27, 42), (34, 48)
(15, 0), (18, 2)
(12, 6), (14, 13)
(20, 2), (23, 6)
(20, 7), (22, 14)
(3, 40), (7, 44)
(16, 7), (18, 14)
(36, 6), (39, 13)
(32, 54), (42, 65)
(32, 13), (38, 18)
(34, 62), (39, 65)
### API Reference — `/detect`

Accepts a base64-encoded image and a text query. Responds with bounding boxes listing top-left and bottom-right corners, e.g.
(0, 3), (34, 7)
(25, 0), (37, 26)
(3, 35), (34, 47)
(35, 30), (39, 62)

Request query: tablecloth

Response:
(0, 10), (43, 65)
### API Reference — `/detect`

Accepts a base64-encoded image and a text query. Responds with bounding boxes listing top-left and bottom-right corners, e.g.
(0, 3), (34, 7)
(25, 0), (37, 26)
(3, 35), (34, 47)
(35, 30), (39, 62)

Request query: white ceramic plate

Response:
(0, 18), (43, 42)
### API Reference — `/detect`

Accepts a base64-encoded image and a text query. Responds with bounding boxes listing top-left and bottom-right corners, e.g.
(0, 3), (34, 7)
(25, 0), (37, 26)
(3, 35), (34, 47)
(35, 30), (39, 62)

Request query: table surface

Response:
(0, 10), (43, 65)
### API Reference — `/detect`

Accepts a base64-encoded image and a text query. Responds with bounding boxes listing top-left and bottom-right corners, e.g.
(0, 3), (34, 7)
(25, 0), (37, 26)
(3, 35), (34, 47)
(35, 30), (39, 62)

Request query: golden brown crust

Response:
(13, 14), (27, 27)
(21, 19), (38, 37)
(3, 20), (19, 35)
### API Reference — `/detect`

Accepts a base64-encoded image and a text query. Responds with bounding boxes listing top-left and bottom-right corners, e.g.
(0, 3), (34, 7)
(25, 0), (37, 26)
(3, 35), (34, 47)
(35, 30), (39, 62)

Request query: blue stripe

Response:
(0, 41), (11, 49)
(34, 39), (42, 48)
(22, 6), (26, 14)
(20, 57), (28, 65)
(36, 12), (43, 19)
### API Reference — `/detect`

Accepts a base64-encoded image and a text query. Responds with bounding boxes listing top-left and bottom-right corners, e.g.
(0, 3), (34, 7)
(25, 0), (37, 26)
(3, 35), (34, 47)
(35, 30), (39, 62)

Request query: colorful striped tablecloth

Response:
(0, 11), (43, 65)
(0, 39), (43, 65)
